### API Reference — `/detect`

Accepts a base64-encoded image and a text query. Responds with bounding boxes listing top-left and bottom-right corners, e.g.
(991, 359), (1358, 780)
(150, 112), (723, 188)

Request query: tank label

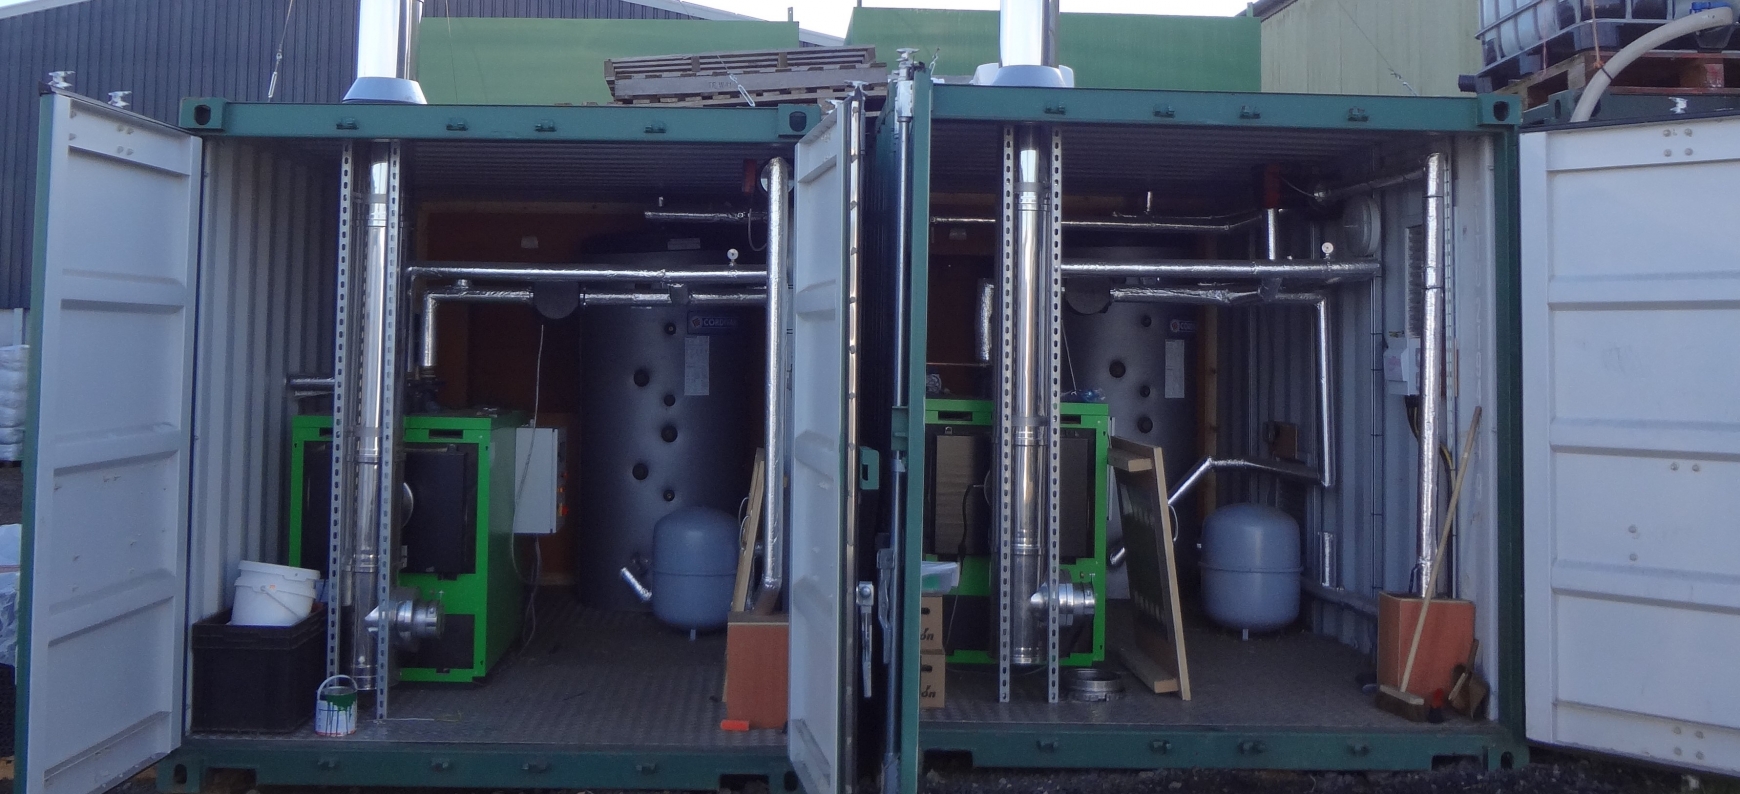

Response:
(1169, 319), (1198, 335)
(685, 336), (711, 396)
(687, 313), (741, 335)
(1165, 339), (1187, 399)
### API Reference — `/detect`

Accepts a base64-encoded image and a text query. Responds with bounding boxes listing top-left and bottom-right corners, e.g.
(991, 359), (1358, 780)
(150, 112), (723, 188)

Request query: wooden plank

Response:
(1115, 641), (1180, 695)
(1107, 437), (1192, 701)
(1108, 447), (1152, 473)
(732, 450), (768, 612)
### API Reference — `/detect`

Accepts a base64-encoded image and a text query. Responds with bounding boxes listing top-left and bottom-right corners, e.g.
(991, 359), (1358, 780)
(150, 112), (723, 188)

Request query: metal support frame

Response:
(993, 123), (1063, 702)
(332, 140), (406, 715)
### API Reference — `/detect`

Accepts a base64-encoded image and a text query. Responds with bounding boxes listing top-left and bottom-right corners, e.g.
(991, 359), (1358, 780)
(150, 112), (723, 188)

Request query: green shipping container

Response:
(845, 8), (1262, 92)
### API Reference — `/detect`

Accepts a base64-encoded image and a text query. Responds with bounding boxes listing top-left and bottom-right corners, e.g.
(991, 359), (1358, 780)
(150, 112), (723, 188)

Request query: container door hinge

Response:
(876, 547), (897, 664)
(856, 582), (876, 697)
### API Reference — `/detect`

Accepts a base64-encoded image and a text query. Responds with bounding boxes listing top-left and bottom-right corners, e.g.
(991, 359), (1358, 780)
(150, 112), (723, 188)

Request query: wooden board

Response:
(732, 450), (768, 612)
(1108, 436), (1191, 701)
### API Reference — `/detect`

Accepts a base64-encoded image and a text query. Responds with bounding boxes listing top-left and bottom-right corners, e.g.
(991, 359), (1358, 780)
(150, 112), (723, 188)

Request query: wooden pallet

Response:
(1500, 49), (1740, 110)
(607, 45), (886, 107)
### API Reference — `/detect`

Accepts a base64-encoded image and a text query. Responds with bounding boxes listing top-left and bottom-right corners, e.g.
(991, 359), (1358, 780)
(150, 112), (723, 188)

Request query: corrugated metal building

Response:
(0, 0), (838, 313)
(1254, 0), (1481, 98)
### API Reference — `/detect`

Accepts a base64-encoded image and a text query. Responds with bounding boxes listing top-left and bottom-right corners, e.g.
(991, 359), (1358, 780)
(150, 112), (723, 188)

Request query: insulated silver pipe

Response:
(933, 213), (1264, 234)
(975, 280), (996, 363)
(1264, 208), (1283, 261)
(407, 263), (766, 285)
(348, 143), (398, 694)
(1062, 260), (1380, 281)
(758, 157), (790, 611)
(1172, 456), (1322, 503)
(419, 286), (534, 373)
(1417, 153), (1448, 595)
(1002, 126), (1051, 671)
(1311, 169), (1426, 204)
(417, 286), (766, 373)
(644, 209), (766, 224)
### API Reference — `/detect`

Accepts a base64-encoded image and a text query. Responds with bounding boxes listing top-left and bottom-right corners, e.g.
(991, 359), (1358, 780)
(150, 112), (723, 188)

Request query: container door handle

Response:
(856, 581), (875, 698)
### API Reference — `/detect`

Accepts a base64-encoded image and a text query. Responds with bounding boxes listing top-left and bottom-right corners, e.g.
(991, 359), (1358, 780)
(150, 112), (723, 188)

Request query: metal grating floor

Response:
(195, 594), (784, 749)
(923, 610), (1472, 733)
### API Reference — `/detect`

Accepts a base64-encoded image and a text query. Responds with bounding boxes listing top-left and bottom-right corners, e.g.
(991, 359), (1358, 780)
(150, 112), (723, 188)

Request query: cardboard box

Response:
(919, 650), (947, 709)
(1377, 592), (1475, 699)
(724, 612), (788, 729)
(920, 596), (944, 653)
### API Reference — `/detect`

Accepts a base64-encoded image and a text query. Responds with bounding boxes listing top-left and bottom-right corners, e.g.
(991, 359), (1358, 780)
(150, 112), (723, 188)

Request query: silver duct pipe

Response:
(407, 263), (766, 285)
(344, 0), (426, 104)
(933, 212), (1264, 234)
(996, 125), (1055, 695)
(644, 209), (766, 224)
(416, 284), (767, 374)
(1000, 0), (1059, 68)
(1417, 153), (1448, 595)
(1062, 259), (1381, 281)
(757, 157), (791, 612)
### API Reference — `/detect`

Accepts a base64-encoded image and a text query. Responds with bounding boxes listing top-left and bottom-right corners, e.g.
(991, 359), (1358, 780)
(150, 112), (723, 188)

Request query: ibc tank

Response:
(1199, 503), (1302, 634)
(575, 235), (763, 611)
(646, 507), (740, 631)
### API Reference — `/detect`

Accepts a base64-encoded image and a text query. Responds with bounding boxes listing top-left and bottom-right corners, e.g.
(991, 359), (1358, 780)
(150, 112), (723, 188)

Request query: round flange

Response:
(1063, 667), (1126, 702)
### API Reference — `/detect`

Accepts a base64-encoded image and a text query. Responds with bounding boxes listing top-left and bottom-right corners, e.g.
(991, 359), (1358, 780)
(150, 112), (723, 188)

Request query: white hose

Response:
(1571, 6), (1738, 123)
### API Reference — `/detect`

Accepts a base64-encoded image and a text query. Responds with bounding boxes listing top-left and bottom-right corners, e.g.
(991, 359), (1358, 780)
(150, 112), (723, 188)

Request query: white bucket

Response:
(231, 560), (321, 627)
(314, 675), (359, 737)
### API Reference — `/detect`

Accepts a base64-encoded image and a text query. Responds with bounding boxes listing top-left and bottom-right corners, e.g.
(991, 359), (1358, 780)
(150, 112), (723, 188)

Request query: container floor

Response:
(922, 602), (1474, 733)
(193, 591), (783, 749)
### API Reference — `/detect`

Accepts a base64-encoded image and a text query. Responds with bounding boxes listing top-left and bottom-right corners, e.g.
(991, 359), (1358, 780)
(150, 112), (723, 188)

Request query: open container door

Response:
(1521, 114), (1740, 776)
(19, 92), (202, 794)
(786, 98), (862, 794)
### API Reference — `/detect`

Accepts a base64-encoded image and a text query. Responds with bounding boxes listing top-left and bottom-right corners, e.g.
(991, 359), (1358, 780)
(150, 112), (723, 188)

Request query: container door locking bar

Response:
(856, 582), (875, 698)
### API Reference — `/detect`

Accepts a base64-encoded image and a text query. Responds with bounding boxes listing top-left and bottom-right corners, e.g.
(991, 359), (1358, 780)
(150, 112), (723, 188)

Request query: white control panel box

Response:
(512, 426), (566, 535)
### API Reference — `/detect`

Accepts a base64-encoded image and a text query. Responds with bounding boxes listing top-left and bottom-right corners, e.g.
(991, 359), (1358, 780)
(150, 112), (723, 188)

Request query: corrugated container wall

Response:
(0, 0), (706, 311)
(1259, 0), (1482, 97)
(185, 141), (338, 621)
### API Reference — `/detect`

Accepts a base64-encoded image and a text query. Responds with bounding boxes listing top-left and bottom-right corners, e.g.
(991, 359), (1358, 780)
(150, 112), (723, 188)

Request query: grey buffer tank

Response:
(575, 239), (763, 611)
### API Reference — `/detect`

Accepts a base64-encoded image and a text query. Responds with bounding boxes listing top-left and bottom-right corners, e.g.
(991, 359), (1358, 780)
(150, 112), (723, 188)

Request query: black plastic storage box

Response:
(190, 607), (325, 733)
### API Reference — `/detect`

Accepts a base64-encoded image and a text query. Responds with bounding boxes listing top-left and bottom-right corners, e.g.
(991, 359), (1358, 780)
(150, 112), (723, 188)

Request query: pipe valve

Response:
(1029, 581), (1096, 627)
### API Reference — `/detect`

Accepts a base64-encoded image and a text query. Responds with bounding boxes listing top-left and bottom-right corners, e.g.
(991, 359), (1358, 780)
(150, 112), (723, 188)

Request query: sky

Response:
(0, 0), (1255, 38)
(713, 0), (1252, 38)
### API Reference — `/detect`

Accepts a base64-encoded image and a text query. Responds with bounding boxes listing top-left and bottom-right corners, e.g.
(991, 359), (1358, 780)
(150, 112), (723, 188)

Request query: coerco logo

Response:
(1169, 319), (1199, 335)
(687, 314), (742, 335)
